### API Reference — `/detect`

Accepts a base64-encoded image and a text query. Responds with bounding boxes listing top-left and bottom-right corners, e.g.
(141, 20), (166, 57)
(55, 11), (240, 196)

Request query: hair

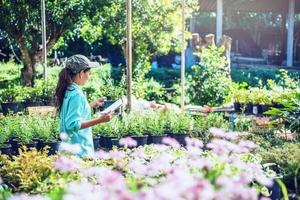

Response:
(54, 68), (91, 113)
(54, 68), (76, 112)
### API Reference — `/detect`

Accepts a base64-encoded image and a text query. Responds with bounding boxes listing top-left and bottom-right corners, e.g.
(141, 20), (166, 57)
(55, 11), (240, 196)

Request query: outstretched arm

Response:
(80, 112), (113, 129)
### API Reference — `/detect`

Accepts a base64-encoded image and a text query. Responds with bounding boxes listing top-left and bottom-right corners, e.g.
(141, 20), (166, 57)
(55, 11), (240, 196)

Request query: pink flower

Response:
(131, 148), (147, 159)
(94, 150), (110, 160)
(162, 137), (180, 148)
(8, 194), (50, 200)
(98, 170), (126, 190)
(184, 180), (214, 200)
(210, 128), (239, 140)
(119, 137), (137, 147)
(128, 159), (147, 175)
(54, 156), (80, 172)
(59, 142), (81, 155)
(238, 140), (257, 150)
(83, 167), (108, 178)
(185, 137), (204, 148)
(109, 149), (126, 160)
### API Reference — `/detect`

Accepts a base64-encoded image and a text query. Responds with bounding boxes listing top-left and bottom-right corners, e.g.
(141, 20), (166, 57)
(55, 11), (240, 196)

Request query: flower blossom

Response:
(119, 137), (137, 147)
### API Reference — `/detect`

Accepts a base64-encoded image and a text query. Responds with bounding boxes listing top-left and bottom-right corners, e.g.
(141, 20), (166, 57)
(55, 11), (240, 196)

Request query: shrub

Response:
(260, 143), (300, 196)
(0, 147), (56, 193)
(143, 111), (165, 136)
(266, 92), (300, 139)
(187, 45), (232, 106)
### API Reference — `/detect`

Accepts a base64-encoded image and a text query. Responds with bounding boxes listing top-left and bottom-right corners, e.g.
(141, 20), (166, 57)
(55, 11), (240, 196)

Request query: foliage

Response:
(82, 0), (198, 71)
(187, 45), (232, 106)
(231, 82), (249, 103)
(0, 87), (23, 103)
(0, 147), (56, 193)
(93, 116), (120, 137)
(143, 111), (165, 136)
(166, 111), (192, 134)
(121, 112), (146, 137)
(0, 122), (10, 148)
(0, 0), (98, 86)
(231, 67), (300, 88)
(83, 66), (126, 101)
(265, 92), (300, 138)
(1, 115), (59, 144)
(1, 128), (275, 199)
(133, 77), (167, 103)
(260, 143), (300, 196)
(30, 115), (59, 142)
(234, 115), (253, 132)
(194, 113), (230, 132)
(248, 87), (272, 105)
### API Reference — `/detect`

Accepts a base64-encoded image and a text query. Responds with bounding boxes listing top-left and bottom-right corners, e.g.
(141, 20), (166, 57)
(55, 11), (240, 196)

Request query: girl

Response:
(54, 54), (112, 157)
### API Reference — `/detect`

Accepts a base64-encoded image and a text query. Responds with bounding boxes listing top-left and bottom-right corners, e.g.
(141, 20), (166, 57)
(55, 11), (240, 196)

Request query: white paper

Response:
(99, 99), (123, 114)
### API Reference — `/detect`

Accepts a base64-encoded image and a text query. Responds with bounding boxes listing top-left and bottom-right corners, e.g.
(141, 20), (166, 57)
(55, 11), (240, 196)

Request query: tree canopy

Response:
(0, 0), (94, 86)
(0, 0), (198, 86)
(81, 0), (198, 75)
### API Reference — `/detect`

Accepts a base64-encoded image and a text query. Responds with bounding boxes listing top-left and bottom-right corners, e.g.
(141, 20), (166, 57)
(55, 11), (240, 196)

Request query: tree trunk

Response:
(20, 63), (35, 87)
(18, 36), (41, 87)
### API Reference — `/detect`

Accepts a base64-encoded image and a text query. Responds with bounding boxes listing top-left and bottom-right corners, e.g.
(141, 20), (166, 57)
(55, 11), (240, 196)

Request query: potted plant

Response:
(168, 112), (191, 145)
(5, 115), (23, 155)
(92, 126), (102, 150)
(122, 112), (148, 146)
(232, 83), (248, 112)
(0, 125), (11, 156)
(145, 111), (167, 144)
(98, 117), (119, 149)
(34, 115), (60, 154)
(0, 86), (23, 115)
(261, 90), (273, 114)
(36, 79), (55, 105)
(250, 88), (265, 115)
(20, 87), (44, 109)
(18, 119), (36, 149)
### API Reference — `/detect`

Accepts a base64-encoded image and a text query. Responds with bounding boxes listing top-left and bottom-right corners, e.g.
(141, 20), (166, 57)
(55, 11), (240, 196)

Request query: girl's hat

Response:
(65, 54), (100, 74)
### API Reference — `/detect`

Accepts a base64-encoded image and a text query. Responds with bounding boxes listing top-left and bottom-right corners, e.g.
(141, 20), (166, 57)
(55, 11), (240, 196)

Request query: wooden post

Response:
(189, 13), (194, 48)
(41, 0), (47, 79)
(126, 0), (132, 110)
(216, 0), (223, 43)
(180, 0), (185, 111)
(287, 0), (295, 67)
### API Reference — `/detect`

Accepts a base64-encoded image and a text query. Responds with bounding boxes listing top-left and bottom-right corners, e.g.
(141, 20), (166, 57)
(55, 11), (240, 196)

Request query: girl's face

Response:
(76, 69), (90, 85)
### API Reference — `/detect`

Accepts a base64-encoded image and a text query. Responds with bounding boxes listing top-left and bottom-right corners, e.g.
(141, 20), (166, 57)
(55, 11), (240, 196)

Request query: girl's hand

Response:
(91, 97), (106, 109)
(98, 112), (113, 123)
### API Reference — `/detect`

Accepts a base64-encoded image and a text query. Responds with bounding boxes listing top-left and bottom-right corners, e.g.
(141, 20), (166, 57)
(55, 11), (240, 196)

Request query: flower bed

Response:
(0, 129), (276, 200)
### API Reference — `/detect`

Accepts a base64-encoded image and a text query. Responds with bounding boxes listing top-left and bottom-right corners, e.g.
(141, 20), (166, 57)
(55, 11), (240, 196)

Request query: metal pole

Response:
(126, 0), (132, 110)
(180, 0), (185, 111)
(216, 0), (223, 43)
(287, 0), (295, 67)
(41, 0), (47, 79)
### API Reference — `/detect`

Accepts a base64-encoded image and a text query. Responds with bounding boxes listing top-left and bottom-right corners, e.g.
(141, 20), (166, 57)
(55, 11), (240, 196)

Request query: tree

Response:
(0, 0), (94, 86)
(81, 0), (198, 77)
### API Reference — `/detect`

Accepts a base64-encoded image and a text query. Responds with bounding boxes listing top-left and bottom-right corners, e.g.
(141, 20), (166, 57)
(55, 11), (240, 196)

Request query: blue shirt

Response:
(59, 82), (94, 157)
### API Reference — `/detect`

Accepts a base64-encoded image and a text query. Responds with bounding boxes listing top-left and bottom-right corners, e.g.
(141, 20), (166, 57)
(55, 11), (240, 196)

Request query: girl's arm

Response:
(80, 112), (112, 129)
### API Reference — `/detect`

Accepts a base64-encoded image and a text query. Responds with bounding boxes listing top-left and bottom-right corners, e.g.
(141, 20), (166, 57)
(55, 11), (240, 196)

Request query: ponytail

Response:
(54, 68), (76, 112)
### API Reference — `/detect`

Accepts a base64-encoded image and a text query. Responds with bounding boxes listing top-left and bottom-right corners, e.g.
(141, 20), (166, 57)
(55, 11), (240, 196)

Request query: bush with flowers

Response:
(0, 128), (277, 200)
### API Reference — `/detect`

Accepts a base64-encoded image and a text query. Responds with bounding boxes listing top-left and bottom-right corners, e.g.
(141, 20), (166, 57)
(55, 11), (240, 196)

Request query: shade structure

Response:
(199, 0), (300, 13)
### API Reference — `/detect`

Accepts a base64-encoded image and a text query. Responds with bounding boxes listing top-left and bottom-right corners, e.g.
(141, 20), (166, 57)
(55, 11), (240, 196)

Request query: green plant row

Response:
(0, 114), (59, 146)
(232, 69), (299, 105)
(92, 111), (231, 140)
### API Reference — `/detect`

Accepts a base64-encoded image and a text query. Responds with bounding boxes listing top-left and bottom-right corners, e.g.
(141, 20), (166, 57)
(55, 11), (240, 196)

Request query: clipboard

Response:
(99, 99), (123, 115)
